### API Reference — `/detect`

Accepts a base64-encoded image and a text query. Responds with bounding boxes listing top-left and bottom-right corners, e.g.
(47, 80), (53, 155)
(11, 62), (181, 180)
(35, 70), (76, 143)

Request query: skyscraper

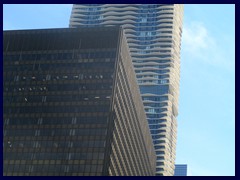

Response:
(3, 27), (155, 176)
(69, 4), (184, 176)
(174, 164), (187, 176)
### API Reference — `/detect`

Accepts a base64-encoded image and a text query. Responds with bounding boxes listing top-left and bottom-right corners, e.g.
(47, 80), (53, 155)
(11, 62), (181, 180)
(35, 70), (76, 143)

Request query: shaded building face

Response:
(69, 4), (184, 176)
(3, 27), (155, 176)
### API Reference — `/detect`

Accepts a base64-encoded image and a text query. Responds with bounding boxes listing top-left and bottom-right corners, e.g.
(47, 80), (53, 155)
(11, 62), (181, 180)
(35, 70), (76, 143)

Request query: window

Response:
(35, 130), (40, 136)
(37, 118), (43, 125)
(140, 32), (145, 37)
(64, 166), (69, 173)
(4, 118), (9, 125)
(72, 117), (77, 124)
(146, 46), (150, 50)
(46, 74), (51, 80)
(146, 108), (155, 113)
(141, 18), (147, 22)
(98, 15), (103, 20)
(14, 75), (19, 82)
(159, 79), (168, 84)
(42, 96), (47, 102)
(69, 129), (76, 136)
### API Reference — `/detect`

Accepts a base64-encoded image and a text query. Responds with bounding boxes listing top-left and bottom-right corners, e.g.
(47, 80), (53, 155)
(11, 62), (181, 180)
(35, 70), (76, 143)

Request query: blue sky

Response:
(3, 4), (235, 176)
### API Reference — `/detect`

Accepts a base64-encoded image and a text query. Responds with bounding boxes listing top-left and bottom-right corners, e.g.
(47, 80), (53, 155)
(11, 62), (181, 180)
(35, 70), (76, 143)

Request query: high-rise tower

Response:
(3, 27), (156, 176)
(69, 4), (183, 176)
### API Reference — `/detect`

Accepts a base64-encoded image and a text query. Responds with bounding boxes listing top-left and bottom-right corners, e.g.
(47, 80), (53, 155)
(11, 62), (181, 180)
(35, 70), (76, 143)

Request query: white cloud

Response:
(182, 21), (235, 72)
(183, 21), (211, 51)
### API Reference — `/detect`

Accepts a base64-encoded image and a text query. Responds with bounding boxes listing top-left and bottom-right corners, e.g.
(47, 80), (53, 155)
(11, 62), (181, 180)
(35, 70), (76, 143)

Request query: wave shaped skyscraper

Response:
(69, 4), (183, 176)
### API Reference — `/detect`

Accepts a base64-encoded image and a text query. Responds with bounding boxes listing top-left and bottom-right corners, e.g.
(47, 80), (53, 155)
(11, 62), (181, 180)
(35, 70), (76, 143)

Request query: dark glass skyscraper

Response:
(69, 4), (184, 176)
(3, 27), (156, 176)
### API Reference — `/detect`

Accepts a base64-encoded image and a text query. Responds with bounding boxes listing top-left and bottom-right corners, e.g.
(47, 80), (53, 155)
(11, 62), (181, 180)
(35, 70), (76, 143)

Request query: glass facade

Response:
(70, 4), (183, 176)
(174, 164), (187, 176)
(3, 27), (155, 176)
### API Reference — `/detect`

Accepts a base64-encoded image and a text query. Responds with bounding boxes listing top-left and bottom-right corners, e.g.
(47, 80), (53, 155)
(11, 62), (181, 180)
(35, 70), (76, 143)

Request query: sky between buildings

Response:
(3, 4), (235, 176)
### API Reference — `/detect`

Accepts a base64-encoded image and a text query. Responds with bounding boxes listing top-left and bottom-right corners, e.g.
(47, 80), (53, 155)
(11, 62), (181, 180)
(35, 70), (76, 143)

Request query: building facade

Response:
(3, 27), (156, 176)
(174, 164), (187, 176)
(69, 4), (184, 176)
